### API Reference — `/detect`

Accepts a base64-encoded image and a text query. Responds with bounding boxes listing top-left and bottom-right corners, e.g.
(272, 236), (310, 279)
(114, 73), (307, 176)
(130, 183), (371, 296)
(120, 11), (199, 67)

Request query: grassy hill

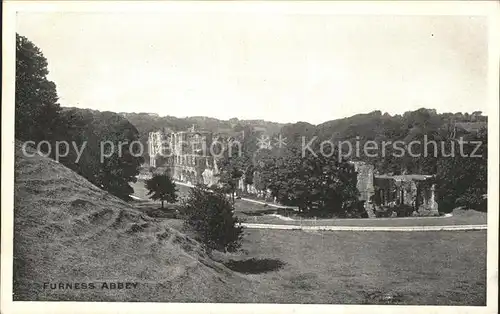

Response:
(12, 141), (261, 302)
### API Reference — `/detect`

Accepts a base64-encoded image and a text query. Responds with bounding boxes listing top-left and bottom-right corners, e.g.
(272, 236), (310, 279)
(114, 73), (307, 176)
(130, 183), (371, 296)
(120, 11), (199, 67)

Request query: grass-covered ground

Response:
(219, 228), (487, 305)
(237, 209), (487, 226)
(156, 217), (487, 304)
(132, 214), (487, 304)
(130, 180), (487, 305)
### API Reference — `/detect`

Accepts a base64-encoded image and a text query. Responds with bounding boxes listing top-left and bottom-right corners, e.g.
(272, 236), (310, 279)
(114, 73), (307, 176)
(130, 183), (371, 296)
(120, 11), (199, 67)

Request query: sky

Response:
(16, 11), (488, 124)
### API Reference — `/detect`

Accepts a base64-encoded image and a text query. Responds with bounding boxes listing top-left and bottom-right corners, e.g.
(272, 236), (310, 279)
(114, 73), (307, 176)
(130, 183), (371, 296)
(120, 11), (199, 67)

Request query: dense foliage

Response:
(279, 109), (487, 212)
(215, 125), (263, 202)
(435, 127), (487, 212)
(255, 146), (360, 216)
(56, 108), (144, 200)
(203, 109), (487, 214)
(216, 154), (244, 204)
(16, 34), (62, 142)
(182, 185), (243, 252)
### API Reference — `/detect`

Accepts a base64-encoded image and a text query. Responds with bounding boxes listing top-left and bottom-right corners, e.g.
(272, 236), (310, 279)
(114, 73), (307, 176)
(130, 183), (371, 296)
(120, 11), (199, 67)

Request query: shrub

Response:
(182, 184), (243, 253)
(393, 204), (414, 217)
(341, 200), (367, 218)
(374, 206), (392, 218)
(456, 189), (487, 212)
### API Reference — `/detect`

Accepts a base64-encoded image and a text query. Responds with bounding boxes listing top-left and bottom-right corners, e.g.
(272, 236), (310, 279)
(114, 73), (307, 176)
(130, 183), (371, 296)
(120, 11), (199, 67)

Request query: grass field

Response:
(237, 210), (487, 226)
(142, 216), (487, 304)
(222, 229), (487, 304)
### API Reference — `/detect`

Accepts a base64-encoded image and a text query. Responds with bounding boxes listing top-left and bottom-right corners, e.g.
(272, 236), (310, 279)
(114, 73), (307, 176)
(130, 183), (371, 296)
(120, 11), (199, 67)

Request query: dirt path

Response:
(240, 223), (487, 232)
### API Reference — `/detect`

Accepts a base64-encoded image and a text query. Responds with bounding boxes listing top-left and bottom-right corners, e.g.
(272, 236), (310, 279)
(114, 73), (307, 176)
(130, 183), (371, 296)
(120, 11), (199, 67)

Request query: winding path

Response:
(240, 223), (487, 232)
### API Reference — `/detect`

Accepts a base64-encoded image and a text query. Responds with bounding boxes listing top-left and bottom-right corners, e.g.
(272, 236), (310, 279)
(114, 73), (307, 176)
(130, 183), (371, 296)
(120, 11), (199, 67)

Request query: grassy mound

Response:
(13, 142), (259, 302)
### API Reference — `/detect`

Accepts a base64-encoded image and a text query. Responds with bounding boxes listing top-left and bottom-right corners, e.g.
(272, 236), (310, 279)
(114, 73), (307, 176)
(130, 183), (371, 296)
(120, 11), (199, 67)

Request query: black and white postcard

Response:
(1, 1), (499, 314)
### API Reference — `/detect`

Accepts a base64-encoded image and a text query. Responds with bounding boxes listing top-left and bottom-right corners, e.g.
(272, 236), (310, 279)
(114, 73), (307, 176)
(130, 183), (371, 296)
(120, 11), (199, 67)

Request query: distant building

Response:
(351, 161), (438, 217)
(148, 126), (219, 186)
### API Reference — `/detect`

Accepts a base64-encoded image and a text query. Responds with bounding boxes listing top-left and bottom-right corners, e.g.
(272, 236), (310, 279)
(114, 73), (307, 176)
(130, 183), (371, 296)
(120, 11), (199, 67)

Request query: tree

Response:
(145, 173), (178, 208)
(182, 185), (243, 253)
(216, 146), (245, 203)
(263, 146), (359, 216)
(57, 108), (144, 201)
(16, 33), (63, 143)
(436, 127), (487, 212)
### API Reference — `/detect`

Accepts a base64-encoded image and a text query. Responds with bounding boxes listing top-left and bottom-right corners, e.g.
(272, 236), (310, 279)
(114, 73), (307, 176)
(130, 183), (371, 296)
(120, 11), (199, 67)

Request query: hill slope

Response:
(13, 142), (259, 302)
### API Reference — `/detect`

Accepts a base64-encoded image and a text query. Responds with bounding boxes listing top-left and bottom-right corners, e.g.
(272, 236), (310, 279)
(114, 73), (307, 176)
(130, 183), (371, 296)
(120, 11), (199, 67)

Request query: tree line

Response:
(215, 109), (488, 214)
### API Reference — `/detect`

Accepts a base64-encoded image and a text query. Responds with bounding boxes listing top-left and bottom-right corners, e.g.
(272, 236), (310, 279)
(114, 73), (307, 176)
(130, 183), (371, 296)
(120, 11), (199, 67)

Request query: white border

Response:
(2, 1), (499, 314)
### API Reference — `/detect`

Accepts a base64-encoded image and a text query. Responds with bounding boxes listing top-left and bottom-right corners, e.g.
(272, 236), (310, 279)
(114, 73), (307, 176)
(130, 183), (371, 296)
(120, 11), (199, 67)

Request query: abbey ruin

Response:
(148, 128), (438, 217)
(148, 126), (220, 186)
(351, 162), (438, 217)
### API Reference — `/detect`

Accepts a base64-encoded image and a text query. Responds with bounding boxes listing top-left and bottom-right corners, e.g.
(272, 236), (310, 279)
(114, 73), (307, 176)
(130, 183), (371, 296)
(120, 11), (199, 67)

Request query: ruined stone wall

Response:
(172, 131), (212, 156)
(428, 184), (439, 213)
(351, 161), (375, 202)
(417, 183), (439, 214)
(236, 173), (271, 199)
(372, 176), (439, 216)
(148, 131), (164, 167)
(202, 168), (218, 186)
(149, 129), (218, 185)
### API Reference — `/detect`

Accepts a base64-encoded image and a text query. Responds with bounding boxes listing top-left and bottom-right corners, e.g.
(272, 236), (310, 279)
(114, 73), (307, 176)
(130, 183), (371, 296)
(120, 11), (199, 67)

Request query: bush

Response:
(456, 190), (487, 212)
(374, 204), (416, 218)
(411, 209), (440, 217)
(182, 184), (243, 253)
(341, 200), (367, 218)
(393, 204), (414, 217)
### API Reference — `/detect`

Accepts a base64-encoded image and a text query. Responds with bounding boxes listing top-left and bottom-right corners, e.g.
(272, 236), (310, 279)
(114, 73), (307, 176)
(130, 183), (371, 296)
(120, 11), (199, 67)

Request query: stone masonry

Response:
(148, 126), (219, 186)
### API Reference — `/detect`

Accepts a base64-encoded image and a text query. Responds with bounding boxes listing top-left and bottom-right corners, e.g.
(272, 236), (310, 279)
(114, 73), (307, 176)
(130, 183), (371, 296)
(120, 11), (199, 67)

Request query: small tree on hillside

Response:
(145, 173), (178, 208)
(182, 184), (243, 252)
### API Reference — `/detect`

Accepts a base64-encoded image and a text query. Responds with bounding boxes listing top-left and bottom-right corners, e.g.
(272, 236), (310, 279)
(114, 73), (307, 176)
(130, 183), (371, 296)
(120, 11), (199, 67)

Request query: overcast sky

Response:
(16, 12), (488, 124)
